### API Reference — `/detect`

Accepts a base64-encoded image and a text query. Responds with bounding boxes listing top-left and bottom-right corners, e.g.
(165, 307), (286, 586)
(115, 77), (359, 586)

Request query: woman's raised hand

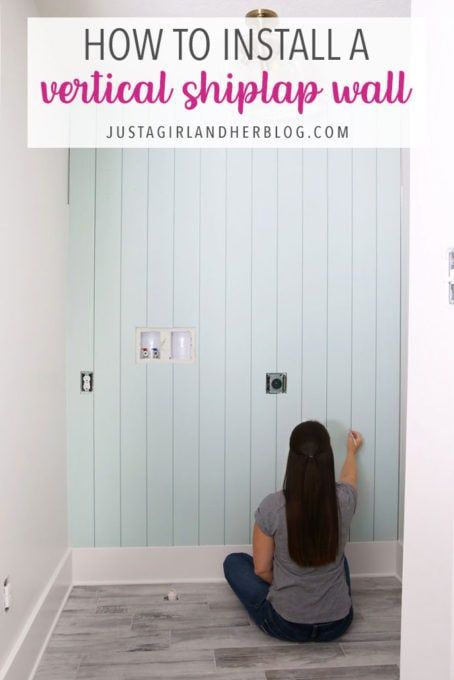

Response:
(347, 430), (363, 455)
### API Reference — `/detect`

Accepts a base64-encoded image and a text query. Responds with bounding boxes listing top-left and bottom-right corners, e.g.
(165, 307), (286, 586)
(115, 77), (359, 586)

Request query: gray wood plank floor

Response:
(34, 577), (401, 680)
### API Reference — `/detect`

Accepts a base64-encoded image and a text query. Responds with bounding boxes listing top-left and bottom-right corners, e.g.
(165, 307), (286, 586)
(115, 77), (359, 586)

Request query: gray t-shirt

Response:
(254, 483), (357, 624)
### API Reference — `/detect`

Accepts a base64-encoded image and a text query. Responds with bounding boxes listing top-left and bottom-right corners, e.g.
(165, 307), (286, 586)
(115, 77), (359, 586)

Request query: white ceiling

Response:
(35, 0), (411, 18)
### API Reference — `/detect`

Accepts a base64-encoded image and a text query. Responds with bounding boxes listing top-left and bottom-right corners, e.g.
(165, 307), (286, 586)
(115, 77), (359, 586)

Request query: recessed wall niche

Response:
(136, 327), (196, 364)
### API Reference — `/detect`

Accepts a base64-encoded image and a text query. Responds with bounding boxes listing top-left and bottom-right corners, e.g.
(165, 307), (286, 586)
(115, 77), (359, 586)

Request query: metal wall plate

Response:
(266, 373), (287, 394)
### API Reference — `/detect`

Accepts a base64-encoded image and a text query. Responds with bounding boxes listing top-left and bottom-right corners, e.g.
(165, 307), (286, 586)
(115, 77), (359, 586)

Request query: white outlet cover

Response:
(3, 580), (11, 611)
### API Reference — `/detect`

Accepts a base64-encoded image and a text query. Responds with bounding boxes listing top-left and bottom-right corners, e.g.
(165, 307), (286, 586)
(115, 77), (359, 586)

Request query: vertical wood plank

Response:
(350, 149), (377, 542)
(147, 150), (175, 546)
(173, 150), (200, 545)
(120, 150), (148, 546)
(199, 150), (227, 544)
(94, 149), (122, 547)
(374, 149), (401, 540)
(250, 149), (278, 527)
(68, 149), (95, 547)
(276, 150), (303, 488)
(326, 150), (353, 476)
(302, 150), (328, 423)
(225, 150), (253, 545)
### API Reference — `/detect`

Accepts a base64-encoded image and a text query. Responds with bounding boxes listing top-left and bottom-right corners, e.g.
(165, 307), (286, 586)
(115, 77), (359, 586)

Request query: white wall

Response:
(400, 2), (454, 678)
(0, 0), (70, 677)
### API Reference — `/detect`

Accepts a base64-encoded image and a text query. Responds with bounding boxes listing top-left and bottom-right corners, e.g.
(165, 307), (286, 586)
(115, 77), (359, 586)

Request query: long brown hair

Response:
(283, 421), (339, 567)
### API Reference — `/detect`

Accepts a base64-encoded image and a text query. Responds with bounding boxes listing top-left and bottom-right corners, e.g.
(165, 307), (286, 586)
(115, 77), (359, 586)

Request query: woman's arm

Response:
(252, 523), (275, 584)
(339, 430), (363, 488)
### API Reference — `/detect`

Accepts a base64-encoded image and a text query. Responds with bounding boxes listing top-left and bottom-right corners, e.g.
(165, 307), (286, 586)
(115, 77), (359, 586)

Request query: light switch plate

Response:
(449, 249), (454, 304)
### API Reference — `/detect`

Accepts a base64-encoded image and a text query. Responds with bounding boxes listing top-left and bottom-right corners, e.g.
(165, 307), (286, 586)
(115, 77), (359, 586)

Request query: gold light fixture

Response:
(244, 8), (279, 69)
(246, 9), (278, 18)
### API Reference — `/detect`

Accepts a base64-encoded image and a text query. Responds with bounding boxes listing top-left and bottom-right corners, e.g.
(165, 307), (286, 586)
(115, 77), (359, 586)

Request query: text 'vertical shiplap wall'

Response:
(68, 149), (401, 548)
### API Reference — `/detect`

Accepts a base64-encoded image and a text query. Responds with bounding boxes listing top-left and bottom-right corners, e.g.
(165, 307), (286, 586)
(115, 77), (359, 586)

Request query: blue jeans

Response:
(223, 552), (353, 642)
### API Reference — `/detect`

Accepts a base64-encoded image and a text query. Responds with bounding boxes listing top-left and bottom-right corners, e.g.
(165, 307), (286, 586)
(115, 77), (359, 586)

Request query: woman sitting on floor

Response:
(224, 420), (362, 643)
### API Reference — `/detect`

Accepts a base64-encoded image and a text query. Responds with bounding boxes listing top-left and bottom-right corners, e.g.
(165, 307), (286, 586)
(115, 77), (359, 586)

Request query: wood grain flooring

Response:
(34, 577), (401, 680)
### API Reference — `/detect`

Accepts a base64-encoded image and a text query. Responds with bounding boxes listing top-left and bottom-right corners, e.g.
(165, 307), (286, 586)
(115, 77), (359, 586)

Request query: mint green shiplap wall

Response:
(67, 148), (401, 548)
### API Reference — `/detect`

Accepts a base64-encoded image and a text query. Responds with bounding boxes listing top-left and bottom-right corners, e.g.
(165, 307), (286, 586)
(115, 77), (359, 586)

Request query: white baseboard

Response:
(0, 549), (72, 680)
(345, 540), (399, 577)
(73, 541), (399, 585)
(72, 544), (251, 585)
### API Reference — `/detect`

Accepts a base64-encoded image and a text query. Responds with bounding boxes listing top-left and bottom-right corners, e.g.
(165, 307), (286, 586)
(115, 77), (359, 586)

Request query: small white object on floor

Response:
(165, 589), (178, 601)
